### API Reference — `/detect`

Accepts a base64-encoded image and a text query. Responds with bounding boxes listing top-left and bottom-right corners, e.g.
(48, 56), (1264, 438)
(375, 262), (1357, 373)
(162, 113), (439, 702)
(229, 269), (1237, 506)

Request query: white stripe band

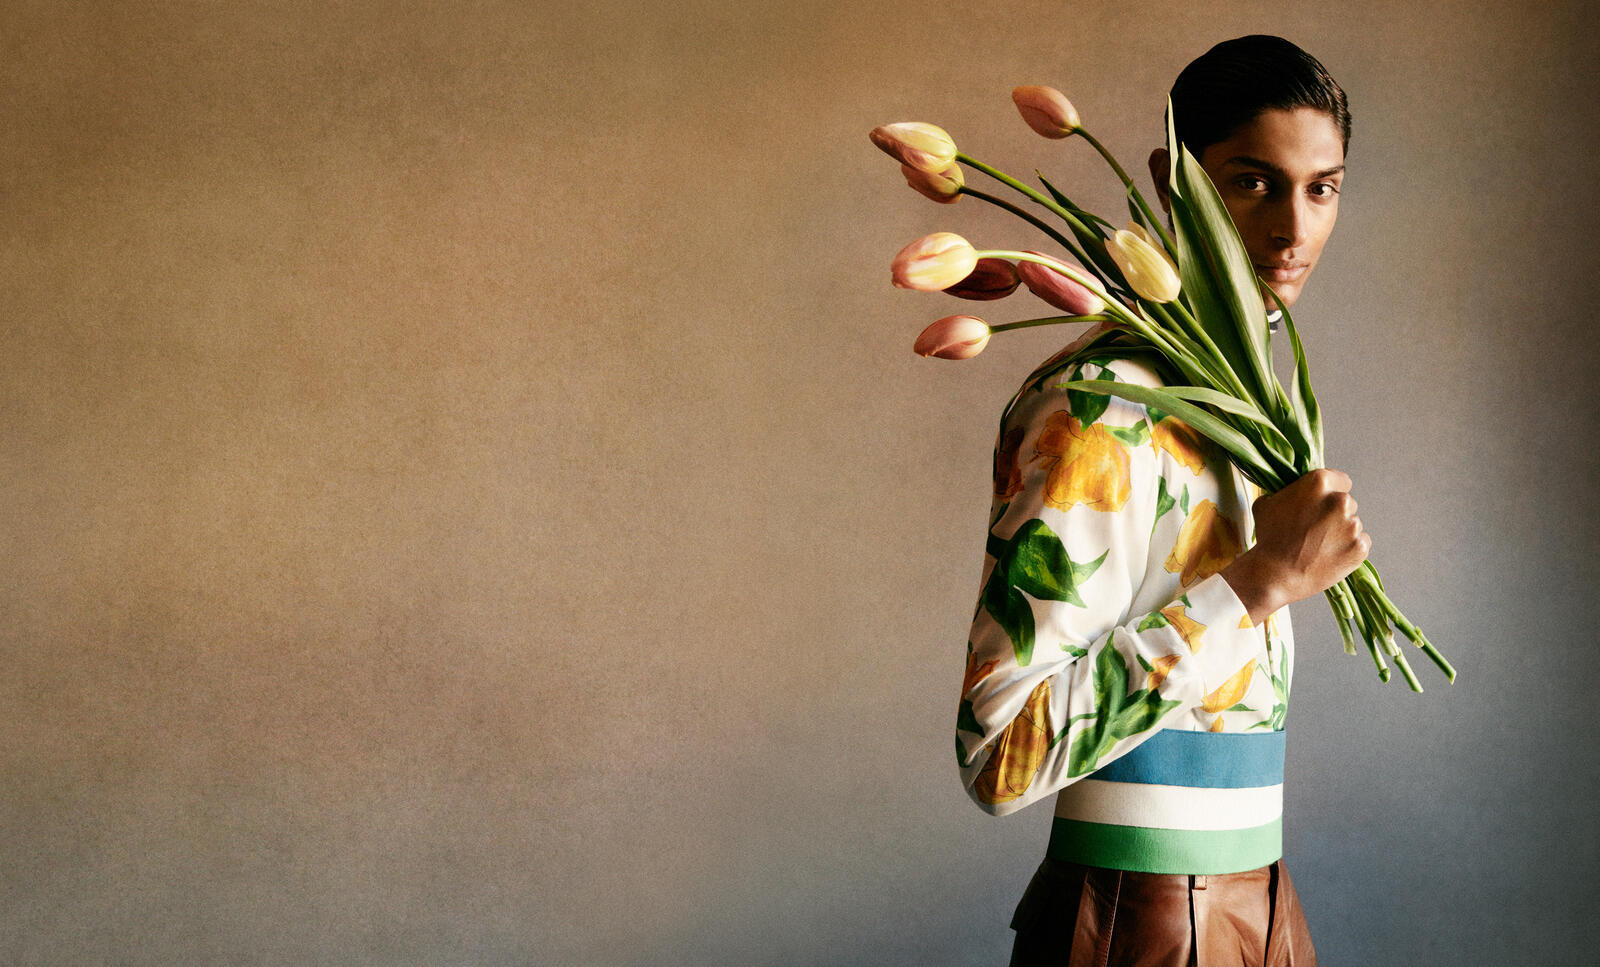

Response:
(1052, 779), (1284, 832)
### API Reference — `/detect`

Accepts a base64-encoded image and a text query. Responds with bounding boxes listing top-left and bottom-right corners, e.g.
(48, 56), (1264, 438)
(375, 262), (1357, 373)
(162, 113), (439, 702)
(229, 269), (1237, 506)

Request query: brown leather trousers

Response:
(1007, 856), (1318, 966)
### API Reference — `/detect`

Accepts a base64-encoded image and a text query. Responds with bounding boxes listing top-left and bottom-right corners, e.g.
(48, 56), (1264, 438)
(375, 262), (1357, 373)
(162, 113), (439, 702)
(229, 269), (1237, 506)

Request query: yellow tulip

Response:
(869, 121), (958, 172)
(1011, 86), (1081, 139)
(901, 162), (963, 203)
(891, 232), (978, 291)
(1106, 225), (1182, 303)
(914, 314), (991, 360)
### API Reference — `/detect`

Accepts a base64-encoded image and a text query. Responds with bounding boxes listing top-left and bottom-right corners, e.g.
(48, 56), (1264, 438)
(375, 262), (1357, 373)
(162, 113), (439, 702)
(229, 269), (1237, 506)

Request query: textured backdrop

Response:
(4, 1), (1597, 964)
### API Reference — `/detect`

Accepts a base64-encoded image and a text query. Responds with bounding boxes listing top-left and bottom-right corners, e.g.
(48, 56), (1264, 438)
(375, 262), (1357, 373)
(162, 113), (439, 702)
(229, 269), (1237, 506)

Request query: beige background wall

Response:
(4, 1), (1596, 964)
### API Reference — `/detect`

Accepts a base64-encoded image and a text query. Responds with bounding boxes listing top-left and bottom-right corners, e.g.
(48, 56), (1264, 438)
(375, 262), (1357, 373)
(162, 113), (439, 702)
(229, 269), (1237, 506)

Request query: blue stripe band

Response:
(1087, 729), (1285, 788)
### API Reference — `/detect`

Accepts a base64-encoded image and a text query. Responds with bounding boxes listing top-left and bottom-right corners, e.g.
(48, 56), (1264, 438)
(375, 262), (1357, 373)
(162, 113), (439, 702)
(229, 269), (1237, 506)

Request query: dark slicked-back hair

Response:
(1169, 35), (1351, 159)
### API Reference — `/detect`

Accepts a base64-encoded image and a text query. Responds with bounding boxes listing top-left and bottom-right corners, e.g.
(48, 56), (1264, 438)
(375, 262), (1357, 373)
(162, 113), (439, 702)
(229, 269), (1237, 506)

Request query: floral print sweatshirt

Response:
(956, 341), (1294, 874)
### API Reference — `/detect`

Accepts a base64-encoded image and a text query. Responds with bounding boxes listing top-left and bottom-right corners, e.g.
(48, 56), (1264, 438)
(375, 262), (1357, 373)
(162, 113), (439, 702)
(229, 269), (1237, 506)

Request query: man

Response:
(956, 36), (1357, 966)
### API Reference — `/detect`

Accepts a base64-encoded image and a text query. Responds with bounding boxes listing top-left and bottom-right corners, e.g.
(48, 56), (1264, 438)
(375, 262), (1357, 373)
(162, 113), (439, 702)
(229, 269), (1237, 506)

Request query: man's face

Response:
(1193, 107), (1345, 310)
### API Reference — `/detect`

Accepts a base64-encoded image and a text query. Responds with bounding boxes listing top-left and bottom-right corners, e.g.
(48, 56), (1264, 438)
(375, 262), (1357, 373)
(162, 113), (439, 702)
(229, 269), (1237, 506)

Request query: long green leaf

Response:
(1165, 98), (1275, 405)
(1151, 384), (1289, 437)
(1270, 286), (1324, 462)
(1057, 379), (1288, 488)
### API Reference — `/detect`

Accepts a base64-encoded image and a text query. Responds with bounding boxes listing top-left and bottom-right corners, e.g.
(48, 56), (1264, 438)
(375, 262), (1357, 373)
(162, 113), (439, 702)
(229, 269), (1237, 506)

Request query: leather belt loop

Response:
(1192, 873), (1208, 891)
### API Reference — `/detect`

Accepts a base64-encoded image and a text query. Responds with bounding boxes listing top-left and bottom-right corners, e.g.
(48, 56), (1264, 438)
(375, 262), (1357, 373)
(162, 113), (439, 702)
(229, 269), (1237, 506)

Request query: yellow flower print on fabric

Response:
(1160, 603), (1207, 653)
(1030, 411), (1131, 513)
(1165, 499), (1243, 587)
(1145, 654), (1183, 691)
(1209, 713), (1227, 733)
(1202, 660), (1255, 714)
(972, 678), (1053, 805)
(1150, 413), (1208, 475)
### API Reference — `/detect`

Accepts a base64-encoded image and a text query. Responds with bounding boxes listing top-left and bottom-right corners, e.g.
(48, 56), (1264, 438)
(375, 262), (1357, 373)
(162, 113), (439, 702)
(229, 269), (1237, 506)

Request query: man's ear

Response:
(1147, 147), (1172, 215)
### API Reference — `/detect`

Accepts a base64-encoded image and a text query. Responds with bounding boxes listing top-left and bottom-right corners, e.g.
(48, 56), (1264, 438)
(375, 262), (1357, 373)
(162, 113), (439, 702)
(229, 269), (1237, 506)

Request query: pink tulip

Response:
(945, 258), (1019, 300)
(891, 232), (979, 291)
(869, 122), (958, 172)
(914, 315), (991, 359)
(1016, 252), (1108, 314)
(901, 162), (963, 203)
(1011, 86), (1081, 139)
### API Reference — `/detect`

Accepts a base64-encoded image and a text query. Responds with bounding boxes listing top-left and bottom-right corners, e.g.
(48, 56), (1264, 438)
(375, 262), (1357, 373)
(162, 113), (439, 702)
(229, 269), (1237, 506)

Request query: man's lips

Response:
(1255, 262), (1309, 282)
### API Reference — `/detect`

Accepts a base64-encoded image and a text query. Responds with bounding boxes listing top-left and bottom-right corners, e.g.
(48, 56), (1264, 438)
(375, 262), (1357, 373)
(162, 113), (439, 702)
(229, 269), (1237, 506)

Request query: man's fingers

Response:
(1318, 468), (1353, 492)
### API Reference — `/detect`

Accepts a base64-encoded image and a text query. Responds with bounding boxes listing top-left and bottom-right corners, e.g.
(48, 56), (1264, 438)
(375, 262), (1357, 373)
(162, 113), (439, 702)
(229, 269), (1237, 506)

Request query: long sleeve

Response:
(956, 355), (1275, 818)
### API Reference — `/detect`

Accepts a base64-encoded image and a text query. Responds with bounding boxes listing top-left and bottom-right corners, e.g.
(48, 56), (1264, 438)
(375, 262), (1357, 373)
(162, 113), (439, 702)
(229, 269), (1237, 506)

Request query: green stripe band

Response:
(1046, 816), (1283, 875)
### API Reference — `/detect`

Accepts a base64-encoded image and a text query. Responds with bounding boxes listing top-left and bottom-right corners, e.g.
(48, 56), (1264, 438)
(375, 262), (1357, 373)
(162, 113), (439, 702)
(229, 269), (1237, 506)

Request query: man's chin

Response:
(1257, 278), (1300, 311)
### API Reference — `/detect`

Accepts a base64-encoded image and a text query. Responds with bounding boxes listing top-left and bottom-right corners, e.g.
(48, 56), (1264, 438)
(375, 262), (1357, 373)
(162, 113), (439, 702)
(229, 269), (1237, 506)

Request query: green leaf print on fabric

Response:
(1137, 612), (1170, 632)
(1066, 365), (1114, 427)
(1104, 421), (1151, 447)
(957, 697), (983, 737)
(1245, 647), (1290, 731)
(1063, 643), (1182, 776)
(983, 520), (1108, 665)
(1062, 644), (1088, 658)
(1153, 475), (1177, 534)
(982, 566), (1037, 666)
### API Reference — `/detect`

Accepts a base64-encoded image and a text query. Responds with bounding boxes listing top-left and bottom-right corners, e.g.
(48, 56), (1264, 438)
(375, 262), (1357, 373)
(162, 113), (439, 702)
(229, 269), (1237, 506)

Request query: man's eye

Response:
(1236, 176), (1268, 191)
(1311, 183), (1341, 198)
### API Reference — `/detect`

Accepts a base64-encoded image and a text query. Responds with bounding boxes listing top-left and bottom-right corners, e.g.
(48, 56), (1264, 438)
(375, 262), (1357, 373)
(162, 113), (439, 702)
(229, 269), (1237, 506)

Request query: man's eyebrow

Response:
(1221, 155), (1346, 180)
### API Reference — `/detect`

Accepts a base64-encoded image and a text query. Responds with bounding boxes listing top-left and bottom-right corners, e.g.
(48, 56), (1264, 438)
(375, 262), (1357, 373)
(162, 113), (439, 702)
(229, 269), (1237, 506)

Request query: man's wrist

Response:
(1221, 550), (1290, 627)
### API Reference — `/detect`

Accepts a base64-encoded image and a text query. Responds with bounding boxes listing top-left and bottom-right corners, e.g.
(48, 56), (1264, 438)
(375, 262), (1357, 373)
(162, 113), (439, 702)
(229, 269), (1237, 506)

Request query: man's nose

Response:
(1269, 194), (1312, 247)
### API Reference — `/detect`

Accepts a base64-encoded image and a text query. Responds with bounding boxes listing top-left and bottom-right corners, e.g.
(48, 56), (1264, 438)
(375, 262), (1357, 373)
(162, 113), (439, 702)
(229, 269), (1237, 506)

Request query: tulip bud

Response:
(891, 232), (979, 292)
(900, 162), (963, 203)
(1016, 252), (1107, 314)
(914, 314), (991, 359)
(1124, 222), (1162, 250)
(944, 258), (1019, 301)
(869, 122), (958, 172)
(1011, 86), (1081, 139)
(1106, 225), (1182, 303)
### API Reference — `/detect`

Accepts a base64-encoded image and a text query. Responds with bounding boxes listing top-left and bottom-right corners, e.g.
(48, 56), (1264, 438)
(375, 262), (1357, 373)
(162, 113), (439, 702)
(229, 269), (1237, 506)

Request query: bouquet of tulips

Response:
(872, 86), (1455, 691)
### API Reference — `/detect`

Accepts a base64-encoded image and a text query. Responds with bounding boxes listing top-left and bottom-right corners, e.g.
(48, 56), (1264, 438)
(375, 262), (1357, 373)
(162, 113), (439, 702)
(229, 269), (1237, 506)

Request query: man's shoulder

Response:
(997, 350), (1169, 442)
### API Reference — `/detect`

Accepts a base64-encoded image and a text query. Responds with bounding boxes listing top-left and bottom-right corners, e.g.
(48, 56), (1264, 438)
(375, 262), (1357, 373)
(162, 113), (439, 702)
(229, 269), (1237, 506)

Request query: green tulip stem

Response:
(1075, 127), (1177, 254)
(989, 313), (1115, 334)
(1388, 644), (1423, 693)
(957, 187), (1102, 289)
(1417, 634), (1456, 683)
(957, 153), (1103, 249)
(1325, 588), (1359, 656)
(975, 250), (1201, 381)
(1350, 563), (1455, 683)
